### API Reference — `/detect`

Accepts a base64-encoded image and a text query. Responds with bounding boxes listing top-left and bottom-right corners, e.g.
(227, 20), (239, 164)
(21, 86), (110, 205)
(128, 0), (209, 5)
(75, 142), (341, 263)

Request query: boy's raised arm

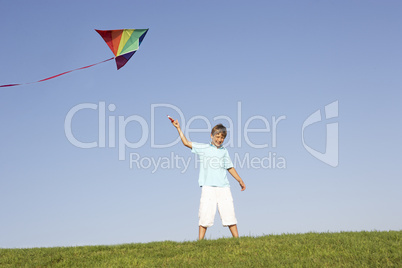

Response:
(172, 120), (192, 149)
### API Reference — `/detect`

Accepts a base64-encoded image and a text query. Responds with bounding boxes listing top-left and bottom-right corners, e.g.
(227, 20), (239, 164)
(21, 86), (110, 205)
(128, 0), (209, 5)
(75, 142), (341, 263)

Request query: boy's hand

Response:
(239, 180), (246, 191)
(227, 168), (246, 191)
(172, 119), (180, 129)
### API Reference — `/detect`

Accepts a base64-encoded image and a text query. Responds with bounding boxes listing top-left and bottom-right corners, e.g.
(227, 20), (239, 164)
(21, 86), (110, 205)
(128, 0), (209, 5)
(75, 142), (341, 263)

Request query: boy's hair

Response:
(211, 124), (227, 138)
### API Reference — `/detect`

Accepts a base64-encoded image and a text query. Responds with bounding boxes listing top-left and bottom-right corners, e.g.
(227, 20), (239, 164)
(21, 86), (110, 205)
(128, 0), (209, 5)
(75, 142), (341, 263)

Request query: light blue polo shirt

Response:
(191, 142), (234, 187)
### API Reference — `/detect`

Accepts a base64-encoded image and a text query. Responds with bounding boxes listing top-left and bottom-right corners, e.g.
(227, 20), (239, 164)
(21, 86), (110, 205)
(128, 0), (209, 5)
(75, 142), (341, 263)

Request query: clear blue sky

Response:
(1, 0), (401, 248)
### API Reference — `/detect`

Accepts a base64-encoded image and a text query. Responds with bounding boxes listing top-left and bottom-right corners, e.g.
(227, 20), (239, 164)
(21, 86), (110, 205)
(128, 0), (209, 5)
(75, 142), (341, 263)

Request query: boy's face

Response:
(211, 132), (225, 148)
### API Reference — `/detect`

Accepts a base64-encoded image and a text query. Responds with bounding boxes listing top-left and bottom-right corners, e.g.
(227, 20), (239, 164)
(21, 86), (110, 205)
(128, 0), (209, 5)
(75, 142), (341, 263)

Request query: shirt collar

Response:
(210, 142), (225, 149)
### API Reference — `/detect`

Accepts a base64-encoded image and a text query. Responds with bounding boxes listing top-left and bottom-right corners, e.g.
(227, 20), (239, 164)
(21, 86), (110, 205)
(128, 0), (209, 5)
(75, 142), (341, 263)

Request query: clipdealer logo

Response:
(302, 101), (339, 167)
(64, 101), (339, 171)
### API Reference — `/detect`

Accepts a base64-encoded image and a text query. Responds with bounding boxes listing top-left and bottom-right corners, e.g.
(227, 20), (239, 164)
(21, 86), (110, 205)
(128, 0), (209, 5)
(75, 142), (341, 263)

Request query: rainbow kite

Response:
(96, 29), (148, 70)
(0, 28), (149, 87)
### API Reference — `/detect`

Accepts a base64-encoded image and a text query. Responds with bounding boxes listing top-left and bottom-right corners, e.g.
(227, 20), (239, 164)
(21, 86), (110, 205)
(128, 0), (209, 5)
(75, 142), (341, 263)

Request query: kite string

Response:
(0, 57), (115, 88)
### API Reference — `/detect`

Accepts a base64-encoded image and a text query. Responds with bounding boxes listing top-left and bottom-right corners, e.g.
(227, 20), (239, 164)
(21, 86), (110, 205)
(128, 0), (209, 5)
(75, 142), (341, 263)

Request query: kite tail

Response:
(0, 57), (115, 88)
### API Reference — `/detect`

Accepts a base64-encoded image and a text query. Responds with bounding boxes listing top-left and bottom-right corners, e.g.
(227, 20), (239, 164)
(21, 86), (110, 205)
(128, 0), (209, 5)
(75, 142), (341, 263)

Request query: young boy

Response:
(171, 120), (246, 240)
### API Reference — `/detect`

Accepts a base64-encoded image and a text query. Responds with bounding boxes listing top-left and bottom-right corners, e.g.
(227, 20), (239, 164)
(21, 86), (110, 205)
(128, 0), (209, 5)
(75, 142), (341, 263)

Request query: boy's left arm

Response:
(228, 167), (246, 191)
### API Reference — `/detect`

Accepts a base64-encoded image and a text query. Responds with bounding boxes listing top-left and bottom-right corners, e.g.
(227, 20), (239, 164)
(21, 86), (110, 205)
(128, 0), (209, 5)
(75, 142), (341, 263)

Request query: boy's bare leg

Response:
(199, 226), (207, 240)
(228, 224), (239, 238)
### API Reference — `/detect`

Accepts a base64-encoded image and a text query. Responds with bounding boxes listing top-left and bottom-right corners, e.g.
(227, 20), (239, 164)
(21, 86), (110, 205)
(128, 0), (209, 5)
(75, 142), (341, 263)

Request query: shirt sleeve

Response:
(223, 149), (234, 170)
(191, 142), (209, 155)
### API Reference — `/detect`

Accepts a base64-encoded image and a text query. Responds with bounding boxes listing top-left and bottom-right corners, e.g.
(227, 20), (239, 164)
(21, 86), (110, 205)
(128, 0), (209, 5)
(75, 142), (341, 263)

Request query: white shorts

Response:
(199, 186), (237, 227)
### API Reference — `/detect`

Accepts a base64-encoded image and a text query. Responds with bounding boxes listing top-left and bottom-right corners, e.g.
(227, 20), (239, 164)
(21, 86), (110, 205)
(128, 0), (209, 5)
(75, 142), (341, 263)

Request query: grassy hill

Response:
(1, 230), (401, 267)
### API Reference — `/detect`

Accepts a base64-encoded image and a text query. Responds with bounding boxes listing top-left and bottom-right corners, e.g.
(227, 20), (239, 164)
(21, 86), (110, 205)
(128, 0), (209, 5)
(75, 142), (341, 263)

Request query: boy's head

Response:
(211, 124), (227, 148)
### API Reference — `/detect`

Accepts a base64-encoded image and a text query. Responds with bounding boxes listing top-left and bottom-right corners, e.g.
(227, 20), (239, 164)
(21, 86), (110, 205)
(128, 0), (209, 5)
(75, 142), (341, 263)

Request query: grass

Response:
(0, 230), (401, 267)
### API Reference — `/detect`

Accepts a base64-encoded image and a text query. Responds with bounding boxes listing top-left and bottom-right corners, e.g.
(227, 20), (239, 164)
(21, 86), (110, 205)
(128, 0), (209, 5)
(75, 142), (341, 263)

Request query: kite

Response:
(0, 28), (149, 88)
(96, 29), (148, 70)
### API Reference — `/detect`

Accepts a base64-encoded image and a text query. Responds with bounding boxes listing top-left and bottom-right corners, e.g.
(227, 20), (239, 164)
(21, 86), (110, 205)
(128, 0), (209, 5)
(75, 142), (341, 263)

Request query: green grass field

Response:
(1, 230), (400, 267)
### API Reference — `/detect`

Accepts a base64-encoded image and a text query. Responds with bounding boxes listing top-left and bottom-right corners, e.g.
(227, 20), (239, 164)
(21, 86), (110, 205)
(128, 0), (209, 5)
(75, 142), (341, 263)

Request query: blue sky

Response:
(1, 0), (401, 248)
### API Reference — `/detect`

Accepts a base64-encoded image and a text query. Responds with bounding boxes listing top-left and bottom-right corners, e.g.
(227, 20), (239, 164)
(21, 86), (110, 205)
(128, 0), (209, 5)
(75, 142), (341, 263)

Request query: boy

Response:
(171, 120), (246, 240)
